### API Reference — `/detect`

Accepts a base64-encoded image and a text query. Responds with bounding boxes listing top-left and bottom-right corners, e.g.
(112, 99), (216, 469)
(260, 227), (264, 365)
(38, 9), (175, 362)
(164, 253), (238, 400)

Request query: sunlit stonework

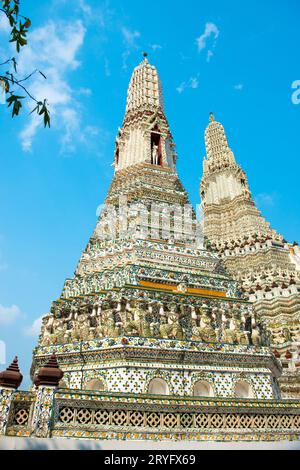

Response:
(1, 57), (300, 443)
(200, 113), (300, 398)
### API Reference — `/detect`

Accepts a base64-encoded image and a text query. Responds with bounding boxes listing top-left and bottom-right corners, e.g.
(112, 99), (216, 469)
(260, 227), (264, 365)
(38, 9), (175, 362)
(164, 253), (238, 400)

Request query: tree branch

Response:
(0, 0), (50, 127)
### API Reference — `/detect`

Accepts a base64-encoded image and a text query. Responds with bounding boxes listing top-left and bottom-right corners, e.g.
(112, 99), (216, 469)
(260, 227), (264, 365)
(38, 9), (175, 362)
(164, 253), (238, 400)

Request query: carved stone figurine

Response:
(152, 144), (159, 165)
(77, 310), (89, 340)
(106, 317), (121, 337)
(198, 308), (217, 343)
(234, 319), (250, 345)
(40, 314), (53, 346)
(283, 328), (292, 343)
(251, 326), (261, 346)
(70, 319), (81, 342)
(223, 317), (250, 345)
(96, 311), (120, 338)
(68, 304), (79, 320)
(223, 317), (238, 344)
(290, 326), (300, 342)
(125, 307), (151, 337)
(40, 314), (68, 346)
(191, 319), (202, 341)
(53, 318), (68, 344)
(269, 322), (287, 345)
(159, 316), (173, 339)
(169, 314), (185, 340)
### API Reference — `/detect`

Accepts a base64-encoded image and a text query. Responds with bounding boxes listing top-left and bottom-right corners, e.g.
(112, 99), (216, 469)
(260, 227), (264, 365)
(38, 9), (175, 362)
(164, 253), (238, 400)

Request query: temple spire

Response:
(201, 116), (253, 208)
(113, 57), (176, 172)
(204, 115), (236, 167)
(125, 55), (164, 115)
(0, 356), (23, 389)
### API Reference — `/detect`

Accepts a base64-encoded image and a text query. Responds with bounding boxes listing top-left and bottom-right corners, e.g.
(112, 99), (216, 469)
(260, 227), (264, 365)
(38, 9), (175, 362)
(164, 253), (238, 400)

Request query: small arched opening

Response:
(85, 378), (106, 392)
(148, 378), (169, 395)
(151, 126), (162, 166)
(58, 379), (68, 389)
(193, 380), (214, 397)
(234, 380), (253, 398)
(115, 143), (120, 166)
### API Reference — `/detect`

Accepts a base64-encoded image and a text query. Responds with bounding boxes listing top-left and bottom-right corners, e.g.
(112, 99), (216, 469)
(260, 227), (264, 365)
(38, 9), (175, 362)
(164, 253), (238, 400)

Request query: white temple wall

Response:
(63, 366), (276, 399)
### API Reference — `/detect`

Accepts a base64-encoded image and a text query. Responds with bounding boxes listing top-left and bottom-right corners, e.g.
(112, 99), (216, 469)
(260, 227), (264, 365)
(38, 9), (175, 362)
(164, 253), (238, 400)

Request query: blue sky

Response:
(0, 0), (299, 387)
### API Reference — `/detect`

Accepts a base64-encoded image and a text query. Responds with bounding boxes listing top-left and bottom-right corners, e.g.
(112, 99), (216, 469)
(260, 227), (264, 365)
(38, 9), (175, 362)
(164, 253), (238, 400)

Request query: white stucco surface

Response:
(1, 436), (300, 450)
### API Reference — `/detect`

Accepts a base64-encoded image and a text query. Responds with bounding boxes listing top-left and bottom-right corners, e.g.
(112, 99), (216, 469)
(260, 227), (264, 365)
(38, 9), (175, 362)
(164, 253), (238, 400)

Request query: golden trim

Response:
(139, 280), (227, 298)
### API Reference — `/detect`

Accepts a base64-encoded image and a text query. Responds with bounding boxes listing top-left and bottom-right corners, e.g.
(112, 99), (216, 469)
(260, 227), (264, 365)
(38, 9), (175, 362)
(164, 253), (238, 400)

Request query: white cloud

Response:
(15, 19), (100, 153)
(121, 50), (130, 71)
(254, 193), (276, 207)
(234, 83), (244, 91)
(77, 0), (108, 28)
(0, 249), (7, 272)
(0, 304), (22, 326)
(0, 13), (10, 33)
(196, 22), (219, 54)
(121, 27), (141, 70)
(122, 27), (140, 47)
(176, 77), (199, 94)
(150, 44), (162, 52)
(176, 83), (185, 94)
(189, 77), (199, 89)
(24, 316), (43, 337)
(104, 57), (111, 77)
(19, 20), (85, 72)
(59, 107), (100, 154)
(19, 119), (41, 153)
(78, 87), (92, 96)
(207, 50), (214, 62)
(79, 0), (92, 16)
(0, 340), (5, 364)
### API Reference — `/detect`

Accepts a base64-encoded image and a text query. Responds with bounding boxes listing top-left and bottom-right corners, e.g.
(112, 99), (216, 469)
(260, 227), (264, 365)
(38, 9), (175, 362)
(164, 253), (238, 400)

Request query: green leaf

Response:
(6, 94), (25, 117)
(8, 15), (15, 27)
(39, 71), (47, 79)
(30, 104), (40, 115)
(6, 94), (25, 104)
(23, 18), (31, 29)
(37, 100), (51, 127)
(11, 57), (17, 72)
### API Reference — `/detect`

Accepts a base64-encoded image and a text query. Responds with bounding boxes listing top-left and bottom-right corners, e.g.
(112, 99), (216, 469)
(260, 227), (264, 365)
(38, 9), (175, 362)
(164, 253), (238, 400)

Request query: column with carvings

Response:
(31, 354), (63, 438)
(0, 357), (23, 435)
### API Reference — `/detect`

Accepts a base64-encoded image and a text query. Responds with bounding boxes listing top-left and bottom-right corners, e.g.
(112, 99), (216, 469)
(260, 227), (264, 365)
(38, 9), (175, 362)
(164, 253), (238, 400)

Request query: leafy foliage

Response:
(6, 93), (24, 116)
(30, 99), (51, 127)
(0, 0), (51, 127)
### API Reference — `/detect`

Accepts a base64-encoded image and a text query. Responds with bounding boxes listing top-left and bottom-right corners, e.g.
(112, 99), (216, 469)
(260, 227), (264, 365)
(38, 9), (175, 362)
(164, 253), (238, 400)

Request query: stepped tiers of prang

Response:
(1, 55), (300, 443)
(200, 112), (300, 397)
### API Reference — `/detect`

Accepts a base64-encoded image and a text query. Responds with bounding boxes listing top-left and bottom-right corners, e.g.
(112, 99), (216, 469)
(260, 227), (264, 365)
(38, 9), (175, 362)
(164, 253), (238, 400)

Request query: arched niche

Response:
(58, 379), (68, 389)
(148, 378), (169, 395)
(85, 378), (106, 392)
(193, 380), (214, 397)
(150, 125), (163, 166)
(234, 380), (253, 398)
(115, 144), (120, 166)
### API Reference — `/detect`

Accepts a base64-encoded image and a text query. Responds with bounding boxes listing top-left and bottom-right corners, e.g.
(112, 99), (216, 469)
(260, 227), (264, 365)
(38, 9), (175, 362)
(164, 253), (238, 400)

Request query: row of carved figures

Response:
(62, 275), (238, 300)
(266, 321), (300, 346)
(39, 299), (265, 347)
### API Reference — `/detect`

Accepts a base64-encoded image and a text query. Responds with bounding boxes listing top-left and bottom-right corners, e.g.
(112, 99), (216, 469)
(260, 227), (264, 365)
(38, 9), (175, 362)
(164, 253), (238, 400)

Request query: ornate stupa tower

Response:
(2, 56), (300, 444)
(30, 57), (280, 402)
(200, 113), (300, 398)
